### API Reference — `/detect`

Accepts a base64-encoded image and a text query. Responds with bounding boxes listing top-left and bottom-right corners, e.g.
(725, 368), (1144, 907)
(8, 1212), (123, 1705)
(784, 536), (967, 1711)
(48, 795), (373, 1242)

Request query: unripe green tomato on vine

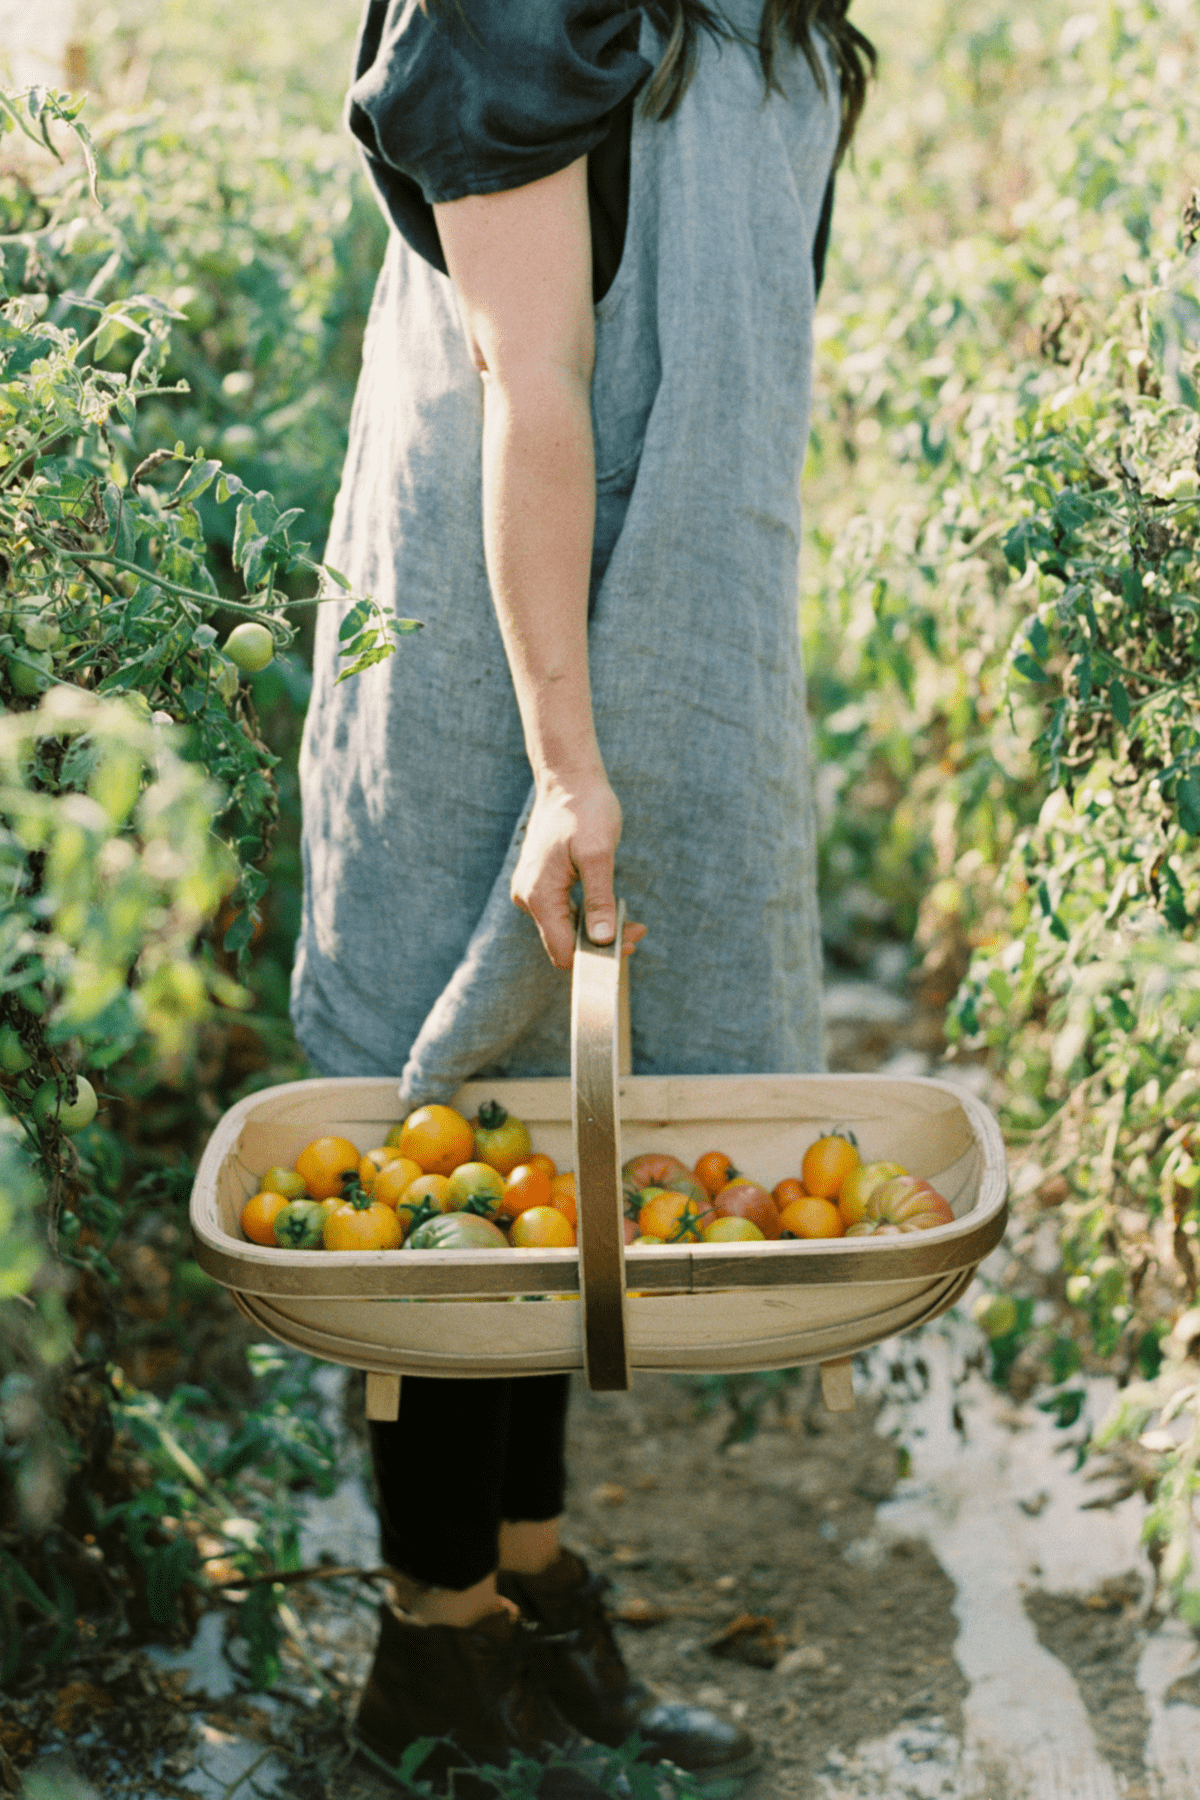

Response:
(223, 622), (275, 674)
(31, 1076), (99, 1134)
(0, 1026), (32, 1073)
(6, 650), (53, 696)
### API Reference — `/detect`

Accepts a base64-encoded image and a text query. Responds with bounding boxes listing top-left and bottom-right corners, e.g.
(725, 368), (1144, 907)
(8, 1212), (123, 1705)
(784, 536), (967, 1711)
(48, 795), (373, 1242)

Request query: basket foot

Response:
(819, 1357), (854, 1413)
(365, 1372), (401, 1422)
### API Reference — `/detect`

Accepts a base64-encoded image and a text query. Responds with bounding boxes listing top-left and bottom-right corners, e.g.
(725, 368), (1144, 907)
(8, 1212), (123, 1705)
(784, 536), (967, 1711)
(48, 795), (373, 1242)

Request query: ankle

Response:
(498, 1516), (564, 1577)
(391, 1570), (517, 1629)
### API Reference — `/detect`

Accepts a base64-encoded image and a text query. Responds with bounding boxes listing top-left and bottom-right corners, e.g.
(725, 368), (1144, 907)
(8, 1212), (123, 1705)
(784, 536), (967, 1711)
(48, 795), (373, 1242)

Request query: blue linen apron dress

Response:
(291, 4), (839, 1104)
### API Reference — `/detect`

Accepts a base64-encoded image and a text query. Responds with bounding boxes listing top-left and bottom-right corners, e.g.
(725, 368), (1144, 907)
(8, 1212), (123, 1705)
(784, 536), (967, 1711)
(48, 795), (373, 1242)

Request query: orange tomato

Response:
(772, 1178), (808, 1209)
(801, 1135), (860, 1199)
(398, 1104), (475, 1176)
(501, 1163), (553, 1218)
(550, 1171), (577, 1226)
(294, 1135), (361, 1201)
(371, 1157), (425, 1209)
(510, 1206), (576, 1248)
(241, 1190), (289, 1245)
(637, 1188), (714, 1242)
(323, 1199), (403, 1251)
(694, 1151), (739, 1197)
(779, 1196), (844, 1239)
(526, 1152), (557, 1181)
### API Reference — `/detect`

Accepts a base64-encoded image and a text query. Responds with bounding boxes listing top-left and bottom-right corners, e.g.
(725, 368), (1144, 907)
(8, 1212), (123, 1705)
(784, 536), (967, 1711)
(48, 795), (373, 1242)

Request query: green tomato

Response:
(446, 1160), (506, 1217)
(31, 1076), (98, 1134)
(261, 1165), (309, 1199)
(273, 1200), (329, 1250)
(972, 1293), (1019, 1339)
(6, 650), (53, 696)
(223, 622), (275, 674)
(0, 1026), (32, 1074)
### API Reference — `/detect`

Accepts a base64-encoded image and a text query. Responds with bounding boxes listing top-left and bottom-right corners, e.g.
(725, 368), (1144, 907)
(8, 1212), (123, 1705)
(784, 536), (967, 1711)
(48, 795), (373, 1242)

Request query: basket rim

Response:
(190, 1069), (1008, 1300)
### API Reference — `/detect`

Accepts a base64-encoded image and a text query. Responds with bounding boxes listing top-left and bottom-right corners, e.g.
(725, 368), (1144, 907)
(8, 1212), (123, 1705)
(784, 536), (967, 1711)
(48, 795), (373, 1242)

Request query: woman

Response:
(291, 1), (872, 1790)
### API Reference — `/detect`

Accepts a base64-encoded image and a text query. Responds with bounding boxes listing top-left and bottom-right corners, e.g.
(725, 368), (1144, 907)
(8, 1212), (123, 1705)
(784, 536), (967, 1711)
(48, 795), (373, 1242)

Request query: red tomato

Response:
(713, 1180), (782, 1240)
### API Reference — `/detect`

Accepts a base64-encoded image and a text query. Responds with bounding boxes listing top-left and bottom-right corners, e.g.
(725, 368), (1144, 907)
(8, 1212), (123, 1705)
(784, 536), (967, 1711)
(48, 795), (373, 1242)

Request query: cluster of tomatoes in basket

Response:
(623, 1135), (954, 1244)
(239, 1102), (955, 1254)
(239, 1101), (581, 1253)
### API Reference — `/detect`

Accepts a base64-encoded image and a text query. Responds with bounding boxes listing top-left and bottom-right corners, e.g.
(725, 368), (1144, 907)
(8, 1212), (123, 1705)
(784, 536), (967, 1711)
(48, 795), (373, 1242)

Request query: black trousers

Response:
(369, 1373), (571, 1590)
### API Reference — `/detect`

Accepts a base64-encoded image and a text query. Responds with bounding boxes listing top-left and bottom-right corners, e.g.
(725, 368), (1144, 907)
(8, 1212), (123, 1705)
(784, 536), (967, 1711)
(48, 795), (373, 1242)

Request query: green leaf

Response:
(1014, 653), (1049, 683)
(1028, 617), (1051, 659)
(337, 599), (373, 643)
(1177, 770), (1200, 836)
(1108, 679), (1131, 728)
(223, 910), (256, 955)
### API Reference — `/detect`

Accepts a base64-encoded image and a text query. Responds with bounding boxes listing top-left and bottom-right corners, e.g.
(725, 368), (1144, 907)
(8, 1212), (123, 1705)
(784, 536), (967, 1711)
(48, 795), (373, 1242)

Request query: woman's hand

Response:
(512, 769), (646, 969)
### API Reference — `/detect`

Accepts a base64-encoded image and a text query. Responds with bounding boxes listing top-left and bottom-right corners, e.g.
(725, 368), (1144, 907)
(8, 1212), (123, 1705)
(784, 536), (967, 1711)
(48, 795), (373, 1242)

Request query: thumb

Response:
(575, 847), (616, 946)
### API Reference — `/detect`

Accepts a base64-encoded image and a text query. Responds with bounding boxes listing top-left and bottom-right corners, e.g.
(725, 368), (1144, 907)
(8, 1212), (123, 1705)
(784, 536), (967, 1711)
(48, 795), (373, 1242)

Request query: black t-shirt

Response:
(347, 0), (835, 303)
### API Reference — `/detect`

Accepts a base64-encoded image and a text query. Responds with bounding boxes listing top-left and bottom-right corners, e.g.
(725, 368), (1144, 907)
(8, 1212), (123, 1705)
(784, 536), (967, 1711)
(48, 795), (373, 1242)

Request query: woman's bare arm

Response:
(434, 160), (644, 968)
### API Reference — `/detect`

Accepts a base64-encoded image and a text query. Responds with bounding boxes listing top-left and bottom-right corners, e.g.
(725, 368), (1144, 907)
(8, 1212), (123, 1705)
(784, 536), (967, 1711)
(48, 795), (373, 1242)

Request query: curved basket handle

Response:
(571, 903), (630, 1391)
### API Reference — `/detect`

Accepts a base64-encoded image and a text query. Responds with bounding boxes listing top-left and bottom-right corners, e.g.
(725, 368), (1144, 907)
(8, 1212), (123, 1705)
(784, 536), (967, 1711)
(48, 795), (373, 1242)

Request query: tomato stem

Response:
(476, 1099), (508, 1131)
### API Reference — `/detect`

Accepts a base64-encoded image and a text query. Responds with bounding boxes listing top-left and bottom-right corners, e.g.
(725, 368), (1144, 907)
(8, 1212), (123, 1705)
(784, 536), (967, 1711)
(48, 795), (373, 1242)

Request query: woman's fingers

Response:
(575, 843), (617, 945)
(621, 920), (648, 958)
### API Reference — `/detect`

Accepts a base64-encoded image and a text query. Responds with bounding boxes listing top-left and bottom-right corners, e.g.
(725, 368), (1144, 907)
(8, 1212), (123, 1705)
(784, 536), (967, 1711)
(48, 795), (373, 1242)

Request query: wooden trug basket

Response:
(190, 912), (1008, 1419)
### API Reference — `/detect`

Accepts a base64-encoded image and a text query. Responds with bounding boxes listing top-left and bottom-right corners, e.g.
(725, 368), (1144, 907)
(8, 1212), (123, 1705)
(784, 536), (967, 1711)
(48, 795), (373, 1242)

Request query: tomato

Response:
(501, 1163), (553, 1218)
(622, 1153), (691, 1211)
(323, 1198), (404, 1251)
(778, 1197), (844, 1239)
(31, 1076), (98, 1134)
(402, 1173), (455, 1213)
(637, 1188), (714, 1242)
(273, 1200), (329, 1249)
(407, 1214), (510, 1251)
(837, 1160), (906, 1228)
(772, 1178), (808, 1209)
(844, 1176), (954, 1236)
(526, 1153), (557, 1181)
(694, 1152), (740, 1197)
(241, 1190), (289, 1246)
(359, 1145), (404, 1189)
(372, 1157), (425, 1209)
(511, 1206), (576, 1248)
(223, 621), (275, 673)
(549, 1171), (577, 1225)
(398, 1105), (475, 1175)
(801, 1135), (860, 1199)
(261, 1165), (309, 1199)
(471, 1100), (532, 1175)
(0, 1026), (32, 1073)
(973, 1293), (1019, 1338)
(713, 1180), (781, 1240)
(701, 1216), (764, 1243)
(447, 1161), (507, 1218)
(621, 1217), (639, 1244)
(631, 1234), (665, 1246)
(295, 1135), (362, 1201)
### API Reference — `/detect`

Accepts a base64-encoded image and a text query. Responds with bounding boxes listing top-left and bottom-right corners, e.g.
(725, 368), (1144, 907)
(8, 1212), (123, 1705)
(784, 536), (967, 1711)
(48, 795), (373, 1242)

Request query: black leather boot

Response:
(355, 1601), (626, 1798)
(499, 1550), (757, 1777)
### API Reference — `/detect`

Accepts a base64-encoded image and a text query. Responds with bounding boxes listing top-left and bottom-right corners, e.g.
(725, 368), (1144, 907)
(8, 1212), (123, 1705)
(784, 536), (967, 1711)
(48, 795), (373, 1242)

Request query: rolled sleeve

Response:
(348, 0), (652, 266)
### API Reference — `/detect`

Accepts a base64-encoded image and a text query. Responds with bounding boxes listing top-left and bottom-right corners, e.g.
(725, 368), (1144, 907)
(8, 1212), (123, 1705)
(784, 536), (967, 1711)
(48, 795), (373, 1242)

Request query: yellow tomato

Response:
(510, 1206), (576, 1248)
(801, 1135), (860, 1199)
(397, 1105), (475, 1175)
(323, 1200), (403, 1251)
(371, 1157), (424, 1208)
(294, 1135), (362, 1201)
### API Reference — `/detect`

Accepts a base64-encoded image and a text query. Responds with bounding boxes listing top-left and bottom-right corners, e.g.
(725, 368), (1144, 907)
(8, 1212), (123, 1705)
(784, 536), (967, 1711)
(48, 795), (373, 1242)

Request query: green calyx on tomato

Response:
(273, 1200), (328, 1250)
(473, 1099), (532, 1175)
(396, 1195), (440, 1237)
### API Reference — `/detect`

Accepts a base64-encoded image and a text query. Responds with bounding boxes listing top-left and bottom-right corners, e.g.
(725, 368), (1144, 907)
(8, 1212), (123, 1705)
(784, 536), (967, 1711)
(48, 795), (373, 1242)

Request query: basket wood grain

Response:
(190, 915), (1008, 1392)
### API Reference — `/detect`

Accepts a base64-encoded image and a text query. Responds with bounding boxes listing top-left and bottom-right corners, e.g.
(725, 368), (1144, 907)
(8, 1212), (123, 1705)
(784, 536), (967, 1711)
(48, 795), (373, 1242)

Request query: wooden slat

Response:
(572, 906), (630, 1391)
